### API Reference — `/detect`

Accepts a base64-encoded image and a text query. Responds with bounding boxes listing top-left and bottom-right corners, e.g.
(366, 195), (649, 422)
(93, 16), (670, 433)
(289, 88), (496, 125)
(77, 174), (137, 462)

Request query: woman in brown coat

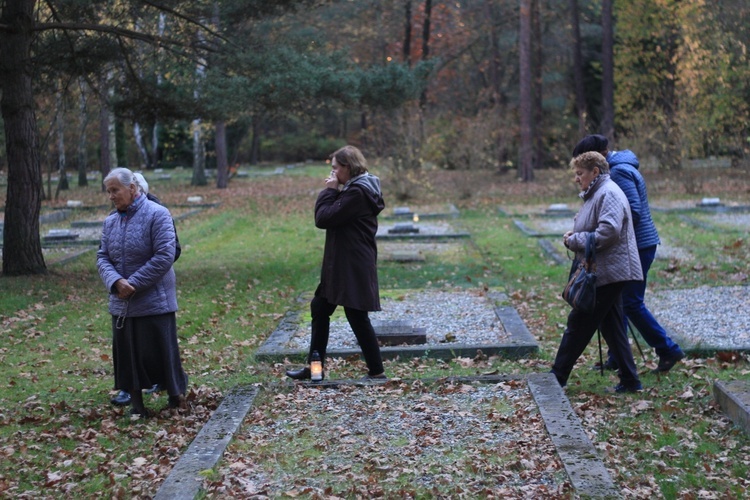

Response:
(286, 146), (386, 381)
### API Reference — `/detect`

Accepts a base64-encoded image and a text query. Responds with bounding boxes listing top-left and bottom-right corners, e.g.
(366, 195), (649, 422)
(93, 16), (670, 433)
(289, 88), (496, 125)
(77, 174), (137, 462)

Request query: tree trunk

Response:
(77, 77), (89, 187)
(532, 0), (543, 169)
(518, 0), (534, 181)
(0, 0), (47, 276)
(600, 0), (614, 142)
(215, 120), (228, 188)
(151, 122), (160, 169)
(570, 0), (587, 137)
(98, 72), (112, 190)
(249, 115), (261, 165)
(191, 118), (207, 186)
(134, 122), (149, 168)
(419, 0), (432, 112)
(107, 73), (118, 169)
(403, 0), (412, 65)
(55, 88), (69, 199)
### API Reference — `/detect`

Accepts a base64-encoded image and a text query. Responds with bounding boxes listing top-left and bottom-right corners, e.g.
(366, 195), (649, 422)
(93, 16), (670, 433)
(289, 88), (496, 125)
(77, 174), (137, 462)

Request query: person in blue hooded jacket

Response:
(286, 145), (387, 381)
(573, 135), (685, 373)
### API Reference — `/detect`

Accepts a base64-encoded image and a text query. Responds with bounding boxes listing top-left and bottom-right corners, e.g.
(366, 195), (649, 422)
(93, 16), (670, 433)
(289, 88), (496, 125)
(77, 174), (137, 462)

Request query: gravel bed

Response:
(379, 241), (465, 256)
(286, 289), (510, 349)
(648, 285), (750, 349)
(692, 213), (750, 231)
(218, 380), (565, 497)
(376, 220), (460, 236)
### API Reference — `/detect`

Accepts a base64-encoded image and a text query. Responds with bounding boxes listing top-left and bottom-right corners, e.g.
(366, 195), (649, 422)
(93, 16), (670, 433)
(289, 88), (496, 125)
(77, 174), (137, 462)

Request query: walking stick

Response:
(628, 322), (647, 364)
(597, 328), (604, 376)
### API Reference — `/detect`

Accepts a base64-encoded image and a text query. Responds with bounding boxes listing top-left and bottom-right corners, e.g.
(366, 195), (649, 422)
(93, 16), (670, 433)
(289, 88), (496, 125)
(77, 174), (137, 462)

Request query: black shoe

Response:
(362, 373), (387, 381)
(110, 390), (131, 406)
(286, 367), (312, 380)
(592, 359), (619, 371)
(605, 382), (643, 394)
(130, 406), (152, 418)
(652, 351), (685, 373)
(168, 394), (187, 410)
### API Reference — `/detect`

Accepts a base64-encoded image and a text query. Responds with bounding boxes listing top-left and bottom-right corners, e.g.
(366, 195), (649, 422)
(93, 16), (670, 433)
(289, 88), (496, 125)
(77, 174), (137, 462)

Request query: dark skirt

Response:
(111, 312), (188, 397)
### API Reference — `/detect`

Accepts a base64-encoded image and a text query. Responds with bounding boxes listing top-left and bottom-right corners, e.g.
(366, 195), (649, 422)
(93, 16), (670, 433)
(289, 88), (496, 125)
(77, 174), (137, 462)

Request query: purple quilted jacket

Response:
(97, 196), (178, 317)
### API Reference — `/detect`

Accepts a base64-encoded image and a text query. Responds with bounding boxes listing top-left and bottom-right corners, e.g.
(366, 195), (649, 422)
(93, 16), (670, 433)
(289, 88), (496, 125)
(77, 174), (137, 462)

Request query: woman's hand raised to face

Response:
(325, 171), (339, 190)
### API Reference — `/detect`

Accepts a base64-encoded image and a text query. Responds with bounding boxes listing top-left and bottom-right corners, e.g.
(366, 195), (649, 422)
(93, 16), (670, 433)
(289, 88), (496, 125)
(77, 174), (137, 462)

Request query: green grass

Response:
(0, 164), (749, 496)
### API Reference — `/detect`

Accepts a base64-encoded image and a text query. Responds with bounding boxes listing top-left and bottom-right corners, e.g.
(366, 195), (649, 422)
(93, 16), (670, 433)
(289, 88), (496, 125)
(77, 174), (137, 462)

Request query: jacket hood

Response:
(607, 150), (640, 170)
(345, 173), (382, 197)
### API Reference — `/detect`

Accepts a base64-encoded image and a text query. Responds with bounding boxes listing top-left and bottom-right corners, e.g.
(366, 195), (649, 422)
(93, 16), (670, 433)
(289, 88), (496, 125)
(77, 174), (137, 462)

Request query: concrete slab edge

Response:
(713, 380), (750, 437)
(256, 291), (539, 363)
(154, 385), (260, 500)
(538, 238), (568, 266)
(527, 373), (622, 499)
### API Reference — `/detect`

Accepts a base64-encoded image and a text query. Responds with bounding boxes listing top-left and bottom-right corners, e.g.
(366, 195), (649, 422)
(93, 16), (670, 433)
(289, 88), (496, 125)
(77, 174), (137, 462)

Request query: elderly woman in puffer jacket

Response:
(551, 152), (644, 393)
(97, 167), (188, 417)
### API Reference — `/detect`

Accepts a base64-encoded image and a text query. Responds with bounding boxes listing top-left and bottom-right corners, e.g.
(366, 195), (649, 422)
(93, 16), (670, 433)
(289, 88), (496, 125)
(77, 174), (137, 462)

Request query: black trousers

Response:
(551, 281), (640, 388)
(308, 295), (385, 376)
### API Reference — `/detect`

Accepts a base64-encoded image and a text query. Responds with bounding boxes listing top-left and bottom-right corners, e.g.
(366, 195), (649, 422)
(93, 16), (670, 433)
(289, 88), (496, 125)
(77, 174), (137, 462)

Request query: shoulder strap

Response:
(584, 232), (596, 263)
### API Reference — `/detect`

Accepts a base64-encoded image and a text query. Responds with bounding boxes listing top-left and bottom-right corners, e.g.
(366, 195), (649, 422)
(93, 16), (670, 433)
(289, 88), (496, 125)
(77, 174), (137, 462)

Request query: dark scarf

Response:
(579, 174), (603, 200)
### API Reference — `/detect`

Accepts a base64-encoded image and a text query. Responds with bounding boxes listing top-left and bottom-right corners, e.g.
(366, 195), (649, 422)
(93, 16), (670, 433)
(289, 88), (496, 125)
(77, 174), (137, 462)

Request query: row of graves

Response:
(161, 204), (627, 498)
(501, 196), (750, 355)
(157, 201), (749, 498)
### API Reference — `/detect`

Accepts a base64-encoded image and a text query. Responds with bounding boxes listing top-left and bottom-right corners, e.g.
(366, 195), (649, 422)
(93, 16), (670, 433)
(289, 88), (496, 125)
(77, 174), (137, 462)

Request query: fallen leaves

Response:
(208, 379), (569, 498)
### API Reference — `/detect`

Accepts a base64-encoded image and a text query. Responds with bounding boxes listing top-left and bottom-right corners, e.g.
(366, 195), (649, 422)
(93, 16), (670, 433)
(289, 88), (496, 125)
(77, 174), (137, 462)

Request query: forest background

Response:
(1, 0), (749, 277)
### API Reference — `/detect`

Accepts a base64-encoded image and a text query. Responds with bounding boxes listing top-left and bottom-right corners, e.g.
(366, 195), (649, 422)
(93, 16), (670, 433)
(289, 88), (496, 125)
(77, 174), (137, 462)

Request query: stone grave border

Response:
(675, 213), (750, 234)
(255, 291), (538, 362)
(500, 207), (575, 266)
(509, 211), (750, 357)
(381, 203), (460, 220)
(714, 380), (750, 438)
(154, 373), (619, 499)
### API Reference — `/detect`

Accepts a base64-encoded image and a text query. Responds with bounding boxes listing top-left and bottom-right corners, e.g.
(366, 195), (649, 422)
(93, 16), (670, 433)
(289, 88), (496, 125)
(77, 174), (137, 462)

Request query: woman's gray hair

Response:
(133, 172), (149, 195)
(103, 167), (136, 188)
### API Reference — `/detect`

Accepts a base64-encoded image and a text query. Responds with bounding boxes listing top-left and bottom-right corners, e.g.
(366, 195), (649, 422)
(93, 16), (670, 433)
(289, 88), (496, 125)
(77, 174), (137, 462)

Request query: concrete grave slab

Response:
(154, 386), (260, 500)
(647, 285), (750, 354)
(377, 220), (470, 241)
(383, 203), (460, 220)
(372, 319), (427, 345)
(256, 291), (538, 362)
(159, 374), (619, 498)
(714, 380), (750, 438)
(528, 373), (621, 498)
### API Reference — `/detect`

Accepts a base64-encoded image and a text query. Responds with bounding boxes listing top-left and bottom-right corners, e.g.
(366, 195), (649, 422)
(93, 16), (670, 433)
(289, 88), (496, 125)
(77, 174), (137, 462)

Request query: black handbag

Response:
(562, 232), (597, 313)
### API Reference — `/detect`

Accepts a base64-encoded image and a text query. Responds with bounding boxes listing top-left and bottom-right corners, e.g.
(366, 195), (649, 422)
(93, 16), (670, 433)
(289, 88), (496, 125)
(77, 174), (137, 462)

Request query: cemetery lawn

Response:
(0, 164), (749, 497)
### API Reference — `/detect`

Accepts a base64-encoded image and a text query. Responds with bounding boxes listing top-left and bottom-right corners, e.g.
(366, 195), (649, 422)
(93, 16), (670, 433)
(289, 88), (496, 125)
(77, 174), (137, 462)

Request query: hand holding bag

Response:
(562, 232), (597, 313)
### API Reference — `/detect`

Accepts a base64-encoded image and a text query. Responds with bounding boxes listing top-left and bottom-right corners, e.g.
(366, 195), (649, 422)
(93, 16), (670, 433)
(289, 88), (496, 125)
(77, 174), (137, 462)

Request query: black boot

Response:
(285, 367), (323, 380)
(129, 390), (151, 418)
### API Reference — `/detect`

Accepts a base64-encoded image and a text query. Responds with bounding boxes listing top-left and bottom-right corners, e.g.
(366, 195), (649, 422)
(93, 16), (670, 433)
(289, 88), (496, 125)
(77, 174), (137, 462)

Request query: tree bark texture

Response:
(570, 0), (587, 137)
(403, 0), (412, 65)
(77, 78), (89, 187)
(419, 0), (432, 110)
(0, 0), (47, 275)
(532, 0), (543, 169)
(191, 118), (207, 186)
(518, 0), (534, 181)
(215, 120), (228, 189)
(600, 0), (614, 142)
